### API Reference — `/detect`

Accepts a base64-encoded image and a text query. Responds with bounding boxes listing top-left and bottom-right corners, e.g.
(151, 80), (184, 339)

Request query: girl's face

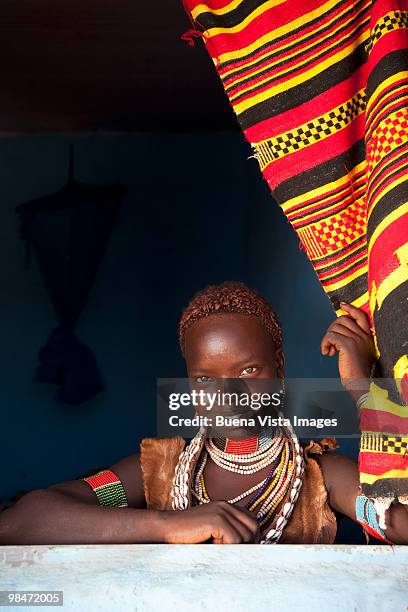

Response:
(184, 312), (283, 382)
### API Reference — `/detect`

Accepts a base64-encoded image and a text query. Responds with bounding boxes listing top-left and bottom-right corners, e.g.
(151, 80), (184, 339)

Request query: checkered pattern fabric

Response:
(361, 432), (408, 454)
(365, 11), (408, 54)
(255, 91), (366, 169)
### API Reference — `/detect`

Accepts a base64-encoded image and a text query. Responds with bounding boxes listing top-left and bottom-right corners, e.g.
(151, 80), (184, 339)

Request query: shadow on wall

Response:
(0, 134), (358, 530)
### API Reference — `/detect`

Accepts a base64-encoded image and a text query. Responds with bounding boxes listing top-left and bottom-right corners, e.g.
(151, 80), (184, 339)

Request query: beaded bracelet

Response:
(355, 494), (392, 543)
(356, 392), (369, 410)
(82, 469), (128, 508)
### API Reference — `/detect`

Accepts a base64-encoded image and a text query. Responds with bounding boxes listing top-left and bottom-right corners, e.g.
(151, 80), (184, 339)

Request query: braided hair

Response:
(179, 281), (283, 356)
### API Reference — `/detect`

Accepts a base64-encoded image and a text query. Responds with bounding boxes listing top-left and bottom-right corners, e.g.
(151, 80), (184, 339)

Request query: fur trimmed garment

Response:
(140, 436), (338, 543)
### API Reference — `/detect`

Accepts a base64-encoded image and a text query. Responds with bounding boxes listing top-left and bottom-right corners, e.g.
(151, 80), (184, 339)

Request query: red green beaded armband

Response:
(82, 469), (128, 508)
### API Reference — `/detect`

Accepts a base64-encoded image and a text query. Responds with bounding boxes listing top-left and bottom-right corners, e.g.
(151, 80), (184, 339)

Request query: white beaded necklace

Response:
(192, 451), (271, 505)
(170, 421), (304, 543)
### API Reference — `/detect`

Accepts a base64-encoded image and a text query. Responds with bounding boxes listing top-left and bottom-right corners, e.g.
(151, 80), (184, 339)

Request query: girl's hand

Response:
(157, 501), (260, 544)
(321, 302), (376, 400)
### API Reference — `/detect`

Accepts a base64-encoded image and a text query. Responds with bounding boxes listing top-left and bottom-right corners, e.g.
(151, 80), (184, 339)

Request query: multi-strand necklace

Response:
(171, 421), (304, 543)
(204, 435), (283, 473)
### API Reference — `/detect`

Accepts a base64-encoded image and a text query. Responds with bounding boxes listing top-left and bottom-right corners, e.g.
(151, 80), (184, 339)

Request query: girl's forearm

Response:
(0, 489), (164, 545)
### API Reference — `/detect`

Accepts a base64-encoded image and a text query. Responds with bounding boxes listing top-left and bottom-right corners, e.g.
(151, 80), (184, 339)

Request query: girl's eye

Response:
(195, 376), (213, 384)
(239, 366), (258, 377)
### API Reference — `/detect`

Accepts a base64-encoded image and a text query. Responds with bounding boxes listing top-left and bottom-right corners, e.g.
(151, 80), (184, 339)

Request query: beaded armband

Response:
(82, 469), (128, 508)
(355, 494), (393, 543)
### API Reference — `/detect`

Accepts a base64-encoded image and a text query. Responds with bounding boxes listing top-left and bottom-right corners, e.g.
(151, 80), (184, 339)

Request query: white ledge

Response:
(1, 545), (407, 611)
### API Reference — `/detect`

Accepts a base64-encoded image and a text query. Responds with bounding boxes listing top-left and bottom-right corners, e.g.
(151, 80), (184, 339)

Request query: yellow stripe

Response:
(368, 144), (408, 194)
(232, 30), (369, 115)
(352, 291), (369, 308)
(322, 263), (367, 291)
(335, 290), (370, 315)
(221, 0), (369, 80)
(254, 89), (365, 146)
(360, 435), (408, 457)
(366, 382), (408, 416)
(368, 281), (381, 358)
(230, 17), (370, 101)
(258, 119), (365, 170)
(281, 160), (366, 214)
(202, 0), (287, 37)
(225, 2), (370, 89)
(367, 155), (408, 222)
(367, 171), (408, 221)
(376, 242), (408, 309)
(366, 68), (408, 116)
(366, 81), (408, 133)
(216, 0), (348, 64)
(394, 355), (408, 395)
(286, 182), (366, 223)
(322, 251), (367, 281)
(367, 11), (408, 58)
(368, 201), (408, 255)
(192, 0), (243, 19)
(234, 30), (370, 114)
(360, 467), (408, 485)
(364, 397), (408, 417)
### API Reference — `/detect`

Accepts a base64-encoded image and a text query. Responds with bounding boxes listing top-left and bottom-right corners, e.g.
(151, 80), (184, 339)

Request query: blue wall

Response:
(0, 133), (356, 504)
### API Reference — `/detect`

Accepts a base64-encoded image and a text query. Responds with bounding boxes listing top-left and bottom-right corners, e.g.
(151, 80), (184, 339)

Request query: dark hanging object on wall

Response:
(15, 145), (126, 404)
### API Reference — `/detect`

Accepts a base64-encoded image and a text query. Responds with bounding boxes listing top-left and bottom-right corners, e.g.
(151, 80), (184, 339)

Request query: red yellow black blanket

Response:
(182, 0), (408, 514)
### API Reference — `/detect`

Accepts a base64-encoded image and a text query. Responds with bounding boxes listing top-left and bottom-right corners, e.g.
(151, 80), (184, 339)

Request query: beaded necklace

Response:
(171, 420), (304, 543)
(205, 435), (284, 473)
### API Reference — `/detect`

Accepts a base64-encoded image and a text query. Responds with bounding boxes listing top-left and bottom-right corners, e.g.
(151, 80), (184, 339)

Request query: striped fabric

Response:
(182, 0), (408, 510)
(83, 469), (128, 507)
(359, 382), (408, 510)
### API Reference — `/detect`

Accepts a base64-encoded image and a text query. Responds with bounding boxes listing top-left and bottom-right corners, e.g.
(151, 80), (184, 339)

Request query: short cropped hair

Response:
(179, 281), (282, 356)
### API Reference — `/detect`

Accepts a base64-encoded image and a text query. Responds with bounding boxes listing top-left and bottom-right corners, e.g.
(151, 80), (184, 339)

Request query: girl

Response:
(1, 282), (407, 544)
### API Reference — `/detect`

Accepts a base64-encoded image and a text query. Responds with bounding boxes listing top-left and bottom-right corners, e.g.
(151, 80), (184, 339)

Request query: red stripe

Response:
(84, 470), (119, 489)
(288, 182), (366, 224)
(321, 258), (367, 286)
(245, 63), (368, 141)
(263, 114), (365, 189)
(224, 4), (369, 91)
(186, 0), (233, 11)
(368, 153), (408, 209)
(359, 299), (372, 321)
(218, 0), (342, 75)
(356, 520), (393, 544)
(284, 171), (366, 218)
(359, 451), (408, 475)
(229, 15), (369, 101)
(290, 187), (365, 228)
(402, 376), (408, 406)
(318, 247), (367, 280)
(231, 32), (365, 109)
(225, 436), (258, 454)
(300, 227), (324, 258)
(366, 83), (408, 140)
(368, 215), (408, 287)
(368, 20), (408, 73)
(360, 408), (408, 434)
(209, 0), (331, 56)
(368, 142), (408, 196)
